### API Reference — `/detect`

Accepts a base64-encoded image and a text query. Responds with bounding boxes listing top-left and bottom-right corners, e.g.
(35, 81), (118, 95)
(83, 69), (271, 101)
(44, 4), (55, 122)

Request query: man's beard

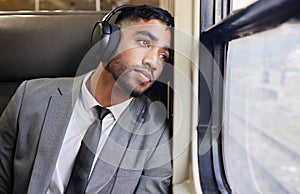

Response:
(105, 61), (152, 97)
(116, 71), (146, 97)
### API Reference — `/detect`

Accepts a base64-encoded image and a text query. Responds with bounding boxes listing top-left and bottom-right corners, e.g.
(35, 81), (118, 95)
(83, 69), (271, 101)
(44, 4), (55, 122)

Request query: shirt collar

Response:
(81, 71), (133, 121)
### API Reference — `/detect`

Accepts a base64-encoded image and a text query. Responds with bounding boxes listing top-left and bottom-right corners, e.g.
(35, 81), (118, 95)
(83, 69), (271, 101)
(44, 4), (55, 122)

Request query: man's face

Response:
(106, 19), (172, 97)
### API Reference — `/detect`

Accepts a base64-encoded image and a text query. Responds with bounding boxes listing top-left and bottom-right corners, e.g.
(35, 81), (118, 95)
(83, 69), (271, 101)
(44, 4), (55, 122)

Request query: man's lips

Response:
(134, 68), (153, 83)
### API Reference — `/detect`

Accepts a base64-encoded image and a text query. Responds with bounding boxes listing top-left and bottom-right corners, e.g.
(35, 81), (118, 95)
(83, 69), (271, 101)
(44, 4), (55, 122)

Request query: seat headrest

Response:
(0, 11), (105, 82)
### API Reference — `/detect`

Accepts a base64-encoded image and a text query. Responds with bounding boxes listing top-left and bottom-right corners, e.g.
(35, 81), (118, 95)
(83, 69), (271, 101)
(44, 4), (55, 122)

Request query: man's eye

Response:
(160, 53), (169, 62)
(138, 40), (150, 47)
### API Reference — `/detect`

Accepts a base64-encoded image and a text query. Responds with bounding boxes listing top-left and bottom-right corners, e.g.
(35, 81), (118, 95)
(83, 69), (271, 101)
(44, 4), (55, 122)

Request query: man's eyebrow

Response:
(135, 30), (159, 42)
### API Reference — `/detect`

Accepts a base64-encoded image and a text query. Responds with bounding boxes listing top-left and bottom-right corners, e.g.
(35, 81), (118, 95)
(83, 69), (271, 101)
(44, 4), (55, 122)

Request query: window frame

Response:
(198, 0), (300, 193)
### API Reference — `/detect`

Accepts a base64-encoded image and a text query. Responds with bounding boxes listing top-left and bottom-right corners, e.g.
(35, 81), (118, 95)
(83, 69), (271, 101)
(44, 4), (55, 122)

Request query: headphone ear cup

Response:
(103, 23), (121, 63)
(94, 21), (121, 64)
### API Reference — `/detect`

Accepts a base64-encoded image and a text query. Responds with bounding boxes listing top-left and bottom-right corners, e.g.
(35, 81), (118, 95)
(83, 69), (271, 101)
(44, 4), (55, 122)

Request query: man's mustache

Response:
(131, 64), (154, 81)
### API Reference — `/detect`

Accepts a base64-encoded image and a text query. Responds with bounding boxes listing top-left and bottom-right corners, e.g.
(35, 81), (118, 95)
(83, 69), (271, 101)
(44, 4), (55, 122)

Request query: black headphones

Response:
(91, 5), (136, 64)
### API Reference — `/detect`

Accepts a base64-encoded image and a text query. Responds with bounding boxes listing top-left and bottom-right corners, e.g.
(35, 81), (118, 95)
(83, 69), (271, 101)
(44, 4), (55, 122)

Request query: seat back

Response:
(0, 11), (105, 114)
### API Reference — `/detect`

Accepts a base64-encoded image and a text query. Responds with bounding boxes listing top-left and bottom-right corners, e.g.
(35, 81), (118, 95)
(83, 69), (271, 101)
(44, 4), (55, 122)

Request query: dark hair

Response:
(115, 5), (174, 28)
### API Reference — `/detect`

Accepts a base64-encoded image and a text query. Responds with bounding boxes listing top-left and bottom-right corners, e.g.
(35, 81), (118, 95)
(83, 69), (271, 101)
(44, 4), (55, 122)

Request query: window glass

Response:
(39, 0), (96, 11)
(232, 0), (257, 10)
(0, 0), (159, 11)
(224, 21), (300, 193)
(0, 0), (97, 11)
(0, 0), (35, 11)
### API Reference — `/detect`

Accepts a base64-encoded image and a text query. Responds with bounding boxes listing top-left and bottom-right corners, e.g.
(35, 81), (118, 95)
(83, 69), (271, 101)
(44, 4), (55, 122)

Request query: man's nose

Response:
(142, 49), (159, 70)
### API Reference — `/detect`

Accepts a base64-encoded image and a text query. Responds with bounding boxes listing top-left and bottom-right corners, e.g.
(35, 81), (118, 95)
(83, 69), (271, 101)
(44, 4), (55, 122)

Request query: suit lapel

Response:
(28, 76), (84, 194)
(86, 97), (147, 193)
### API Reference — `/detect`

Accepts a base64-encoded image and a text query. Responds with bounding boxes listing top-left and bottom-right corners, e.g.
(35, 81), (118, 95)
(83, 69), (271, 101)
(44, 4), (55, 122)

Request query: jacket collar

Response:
(28, 74), (86, 194)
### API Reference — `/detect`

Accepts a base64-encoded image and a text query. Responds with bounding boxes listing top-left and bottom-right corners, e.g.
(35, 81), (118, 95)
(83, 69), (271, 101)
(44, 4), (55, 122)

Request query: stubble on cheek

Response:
(105, 54), (155, 97)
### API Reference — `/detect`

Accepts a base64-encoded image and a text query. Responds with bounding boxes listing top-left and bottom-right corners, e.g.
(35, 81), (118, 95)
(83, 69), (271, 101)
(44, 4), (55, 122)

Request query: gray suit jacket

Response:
(0, 75), (172, 194)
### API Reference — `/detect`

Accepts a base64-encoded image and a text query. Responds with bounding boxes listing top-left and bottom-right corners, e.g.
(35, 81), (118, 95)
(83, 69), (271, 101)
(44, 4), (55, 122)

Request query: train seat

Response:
(0, 11), (104, 114)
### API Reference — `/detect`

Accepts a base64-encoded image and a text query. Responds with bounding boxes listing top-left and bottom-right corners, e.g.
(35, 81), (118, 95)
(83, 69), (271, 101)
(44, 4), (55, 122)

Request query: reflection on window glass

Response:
(232, 0), (257, 10)
(224, 21), (300, 194)
(0, 0), (159, 11)
(40, 0), (96, 11)
(0, 0), (35, 11)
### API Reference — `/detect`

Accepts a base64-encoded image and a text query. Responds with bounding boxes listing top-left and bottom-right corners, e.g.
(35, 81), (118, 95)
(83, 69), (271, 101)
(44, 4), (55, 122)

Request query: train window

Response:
(0, 0), (35, 11)
(39, 0), (97, 11)
(224, 21), (300, 194)
(0, 0), (96, 11)
(232, 0), (258, 10)
(199, 0), (300, 193)
(0, 0), (159, 11)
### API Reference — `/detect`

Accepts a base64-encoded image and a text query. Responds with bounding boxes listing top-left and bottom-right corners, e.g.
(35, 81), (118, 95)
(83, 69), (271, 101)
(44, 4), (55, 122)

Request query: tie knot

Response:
(96, 106), (110, 121)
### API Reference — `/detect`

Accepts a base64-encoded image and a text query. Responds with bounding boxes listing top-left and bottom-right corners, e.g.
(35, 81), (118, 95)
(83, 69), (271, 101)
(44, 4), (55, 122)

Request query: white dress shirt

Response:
(47, 72), (132, 194)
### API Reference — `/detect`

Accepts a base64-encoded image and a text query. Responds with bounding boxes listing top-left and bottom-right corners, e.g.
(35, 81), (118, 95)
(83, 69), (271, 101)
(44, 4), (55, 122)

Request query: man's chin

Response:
(117, 79), (152, 97)
(130, 91), (143, 97)
(130, 88), (147, 97)
(130, 84), (152, 97)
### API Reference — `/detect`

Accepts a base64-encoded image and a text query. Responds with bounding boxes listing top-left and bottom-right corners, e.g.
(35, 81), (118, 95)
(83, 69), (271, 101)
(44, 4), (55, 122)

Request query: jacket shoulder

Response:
(24, 77), (77, 95)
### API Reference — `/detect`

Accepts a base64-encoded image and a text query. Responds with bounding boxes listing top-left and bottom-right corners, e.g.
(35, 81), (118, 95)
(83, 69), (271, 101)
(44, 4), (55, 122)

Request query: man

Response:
(0, 5), (173, 194)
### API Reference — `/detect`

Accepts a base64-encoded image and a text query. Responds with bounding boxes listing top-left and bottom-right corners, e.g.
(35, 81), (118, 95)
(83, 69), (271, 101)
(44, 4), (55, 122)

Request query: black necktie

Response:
(65, 106), (110, 194)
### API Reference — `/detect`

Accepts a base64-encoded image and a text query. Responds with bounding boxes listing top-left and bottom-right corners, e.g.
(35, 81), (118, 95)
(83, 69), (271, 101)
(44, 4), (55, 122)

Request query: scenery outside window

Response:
(224, 21), (300, 193)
